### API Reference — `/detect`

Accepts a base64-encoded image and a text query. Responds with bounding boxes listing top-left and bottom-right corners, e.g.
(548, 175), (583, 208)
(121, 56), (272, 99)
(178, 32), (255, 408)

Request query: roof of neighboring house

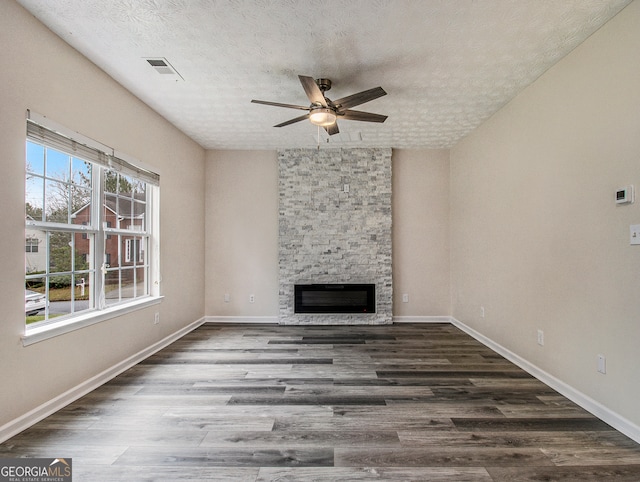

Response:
(104, 193), (146, 218)
(72, 193), (146, 220)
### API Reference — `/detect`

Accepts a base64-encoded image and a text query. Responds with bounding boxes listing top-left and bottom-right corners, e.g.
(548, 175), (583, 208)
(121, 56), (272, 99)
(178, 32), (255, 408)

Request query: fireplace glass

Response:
(294, 284), (376, 314)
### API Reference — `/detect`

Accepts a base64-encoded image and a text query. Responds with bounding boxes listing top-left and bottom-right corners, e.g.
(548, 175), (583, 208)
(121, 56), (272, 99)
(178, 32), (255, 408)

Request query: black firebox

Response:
(294, 284), (376, 314)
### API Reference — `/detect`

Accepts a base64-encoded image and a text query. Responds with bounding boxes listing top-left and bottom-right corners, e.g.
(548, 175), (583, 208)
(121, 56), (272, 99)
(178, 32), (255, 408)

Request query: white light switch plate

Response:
(631, 224), (640, 245)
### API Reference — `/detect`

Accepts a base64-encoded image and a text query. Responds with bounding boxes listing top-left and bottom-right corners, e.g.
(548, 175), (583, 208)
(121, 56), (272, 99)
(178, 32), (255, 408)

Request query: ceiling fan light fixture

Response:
(309, 108), (337, 127)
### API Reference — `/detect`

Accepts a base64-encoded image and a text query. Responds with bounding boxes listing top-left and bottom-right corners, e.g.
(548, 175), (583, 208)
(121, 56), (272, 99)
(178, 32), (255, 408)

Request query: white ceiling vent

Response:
(145, 58), (183, 80)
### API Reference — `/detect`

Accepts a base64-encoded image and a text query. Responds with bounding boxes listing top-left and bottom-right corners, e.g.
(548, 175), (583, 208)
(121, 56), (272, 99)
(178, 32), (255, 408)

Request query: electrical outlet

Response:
(249, 294), (255, 303)
(537, 329), (544, 346)
(224, 293), (230, 303)
(402, 294), (409, 303)
(480, 306), (485, 318)
(597, 354), (607, 374)
(154, 312), (160, 325)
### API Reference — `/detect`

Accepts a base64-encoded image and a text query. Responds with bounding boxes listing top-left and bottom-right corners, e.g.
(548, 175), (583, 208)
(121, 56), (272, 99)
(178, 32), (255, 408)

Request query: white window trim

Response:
(22, 296), (164, 346)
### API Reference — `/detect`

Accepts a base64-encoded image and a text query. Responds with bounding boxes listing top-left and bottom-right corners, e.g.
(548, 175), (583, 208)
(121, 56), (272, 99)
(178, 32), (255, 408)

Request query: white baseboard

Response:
(205, 316), (279, 324)
(393, 315), (451, 323)
(450, 317), (640, 445)
(0, 317), (206, 444)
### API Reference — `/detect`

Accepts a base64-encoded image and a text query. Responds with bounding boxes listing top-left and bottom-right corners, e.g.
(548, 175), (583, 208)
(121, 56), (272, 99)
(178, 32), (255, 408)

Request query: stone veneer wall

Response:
(278, 148), (392, 325)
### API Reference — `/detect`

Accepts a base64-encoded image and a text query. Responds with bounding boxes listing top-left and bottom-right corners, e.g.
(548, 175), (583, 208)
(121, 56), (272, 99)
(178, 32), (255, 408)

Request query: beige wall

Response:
(205, 150), (280, 317)
(392, 149), (450, 316)
(204, 148), (451, 319)
(0, 0), (205, 428)
(451, 1), (640, 426)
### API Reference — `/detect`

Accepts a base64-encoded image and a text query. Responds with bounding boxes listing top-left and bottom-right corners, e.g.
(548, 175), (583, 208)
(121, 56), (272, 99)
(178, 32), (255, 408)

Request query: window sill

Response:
(22, 296), (164, 347)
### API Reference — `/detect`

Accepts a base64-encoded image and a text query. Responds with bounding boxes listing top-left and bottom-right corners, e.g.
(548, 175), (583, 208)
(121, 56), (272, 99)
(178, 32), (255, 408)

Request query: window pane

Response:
(119, 196), (133, 228)
(45, 180), (70, 223)
(133, 201), (146, 231)
(25, 276), (45, 291)
(73, 232), (92, 271)
(45, 148), (70, 181)
(107, 233), (122, 270)
(25, 227), (46, 274)
(25, 277), (47, 325)
(48, 283), (72, 318)
(132, 179), (146, 197)
(25, 176), (44, 222)
(104, 171), (119, 195)
(26, 142), (44, 175)
(120, 174), (135, 195)
(71, 185), (91, 222)
(71, 157), (91, 188)
(135, 266), (147, 297)
(103, 192), (118, 229)
(48, 231), (72, 274)
(72, 272), (92, 312)
(121, 267), (135, 303)
(127, 236), (143, 263)
(104, 230), (115, 265)
(104, 268), (121, 305)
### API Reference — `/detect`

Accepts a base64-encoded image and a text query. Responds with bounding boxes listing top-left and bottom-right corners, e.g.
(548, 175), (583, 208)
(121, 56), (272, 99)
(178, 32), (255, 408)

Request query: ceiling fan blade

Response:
(299, 75), (327, 107)
(274, 113), (310, 128)
(340, 109), (388, 123)
(251, 99), (310, 111)
(324, 122), (339, 136)
(333, 86), (387, 110)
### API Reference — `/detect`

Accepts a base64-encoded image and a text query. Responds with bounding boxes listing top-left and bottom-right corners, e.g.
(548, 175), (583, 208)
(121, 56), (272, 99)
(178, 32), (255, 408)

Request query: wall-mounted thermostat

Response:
(616, 185), (634, 204)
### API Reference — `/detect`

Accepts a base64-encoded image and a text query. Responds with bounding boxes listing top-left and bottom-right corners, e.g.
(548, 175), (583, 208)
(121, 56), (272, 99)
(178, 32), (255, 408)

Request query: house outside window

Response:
(24, 115), (160, 333)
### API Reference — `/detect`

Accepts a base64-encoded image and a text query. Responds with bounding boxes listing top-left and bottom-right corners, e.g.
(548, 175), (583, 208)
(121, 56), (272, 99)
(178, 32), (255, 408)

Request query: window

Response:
(103, 172), (149, 306)
(25, 237), (39, 253)
(24, 115), (160, 334)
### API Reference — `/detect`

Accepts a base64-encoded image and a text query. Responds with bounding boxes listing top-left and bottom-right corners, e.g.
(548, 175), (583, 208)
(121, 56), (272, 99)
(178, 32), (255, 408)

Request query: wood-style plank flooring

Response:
(2, 323), (640, 481)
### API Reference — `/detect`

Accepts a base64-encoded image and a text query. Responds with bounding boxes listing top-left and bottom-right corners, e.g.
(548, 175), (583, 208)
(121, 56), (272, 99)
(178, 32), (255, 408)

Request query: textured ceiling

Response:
(16, 0), (632, 150)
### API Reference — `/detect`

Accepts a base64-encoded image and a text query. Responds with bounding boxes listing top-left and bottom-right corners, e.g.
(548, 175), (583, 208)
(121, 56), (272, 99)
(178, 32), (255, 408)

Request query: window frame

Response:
(23, 112), (161, 346)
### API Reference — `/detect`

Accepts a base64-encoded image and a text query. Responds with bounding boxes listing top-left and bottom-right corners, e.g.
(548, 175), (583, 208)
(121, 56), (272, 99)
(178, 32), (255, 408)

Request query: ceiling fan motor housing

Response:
(316, 78), (332, 92)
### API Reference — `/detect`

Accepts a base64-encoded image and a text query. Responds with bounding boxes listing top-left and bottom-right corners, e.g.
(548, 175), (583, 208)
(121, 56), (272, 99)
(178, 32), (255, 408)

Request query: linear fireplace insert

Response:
(294, 284), (376, 314)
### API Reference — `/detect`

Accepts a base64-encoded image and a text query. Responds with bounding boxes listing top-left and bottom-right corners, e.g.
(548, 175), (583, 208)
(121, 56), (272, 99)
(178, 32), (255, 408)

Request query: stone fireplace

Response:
(278, 148), (392, 325)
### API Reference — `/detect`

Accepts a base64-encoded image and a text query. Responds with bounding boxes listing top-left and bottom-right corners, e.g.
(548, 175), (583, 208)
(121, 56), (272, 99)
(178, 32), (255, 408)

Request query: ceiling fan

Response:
(251, 75), (387, 135)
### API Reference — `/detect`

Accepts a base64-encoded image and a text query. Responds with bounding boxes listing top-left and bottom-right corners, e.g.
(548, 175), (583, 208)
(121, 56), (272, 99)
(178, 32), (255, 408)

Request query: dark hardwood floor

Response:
(2, 323), (640, 481)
